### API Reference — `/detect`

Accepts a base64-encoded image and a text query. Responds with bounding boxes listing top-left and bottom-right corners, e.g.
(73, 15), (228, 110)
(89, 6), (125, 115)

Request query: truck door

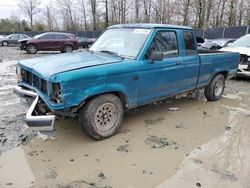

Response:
(180, 30), (200, 91)
(139, 30), (200, 104)
(139, 29), (187, 105)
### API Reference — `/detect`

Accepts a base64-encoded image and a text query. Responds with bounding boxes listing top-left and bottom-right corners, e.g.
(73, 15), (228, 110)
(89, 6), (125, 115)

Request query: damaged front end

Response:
(14, 65), (67, 131)
(14, 86), (55, 131)
(237, 55), (250, 77)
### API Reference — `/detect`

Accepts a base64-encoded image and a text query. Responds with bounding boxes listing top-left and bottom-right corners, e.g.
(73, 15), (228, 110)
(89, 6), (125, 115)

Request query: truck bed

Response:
(197, 51), (239, 88)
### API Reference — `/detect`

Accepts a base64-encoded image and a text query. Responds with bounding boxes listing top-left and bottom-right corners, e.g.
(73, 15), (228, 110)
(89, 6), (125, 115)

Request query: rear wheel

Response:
(205, 74), (225, 101)
(2, 41), (9, 46)
(79, 94), (124, 139)
(26, 44), (38, 54)
(63, 45), (73, 53)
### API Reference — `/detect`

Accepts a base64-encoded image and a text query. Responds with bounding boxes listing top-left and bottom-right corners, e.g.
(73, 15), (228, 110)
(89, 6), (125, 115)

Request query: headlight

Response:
(16, 65), (22, 81)
(51, 83), (63, 103)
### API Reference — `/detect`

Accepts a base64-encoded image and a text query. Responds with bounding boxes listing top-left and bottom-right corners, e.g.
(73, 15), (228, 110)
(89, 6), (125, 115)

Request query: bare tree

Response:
(80, 0), (87, 30)
(57, 0), (76, 30)
(45, 6), (54, 31)
(104, 0), (109, 28)
(228, 0), (236, 26)
(90, 0), (97, 30)
(19, 0), (41, 30)
(182, 0), (191, 26)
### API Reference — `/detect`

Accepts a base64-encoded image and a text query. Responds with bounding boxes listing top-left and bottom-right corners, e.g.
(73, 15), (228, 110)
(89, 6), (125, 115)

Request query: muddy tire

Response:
(79, 94), (124, 140)
(2, 41), (9, 46)
(63, 45), (73, 53)
(205, 74), (225, 101)
(27, 44), (38, 54)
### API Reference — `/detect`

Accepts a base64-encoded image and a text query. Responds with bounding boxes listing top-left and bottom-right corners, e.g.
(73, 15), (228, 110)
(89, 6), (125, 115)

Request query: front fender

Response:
(62, 82), (138, 110)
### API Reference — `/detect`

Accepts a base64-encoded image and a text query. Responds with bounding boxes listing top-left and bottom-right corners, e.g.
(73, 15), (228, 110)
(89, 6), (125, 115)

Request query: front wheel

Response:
(205, 74), (225, 101)
(26, 44), (38, 54)
(2, 41), (9, 46)
(79, 94), (124, 139)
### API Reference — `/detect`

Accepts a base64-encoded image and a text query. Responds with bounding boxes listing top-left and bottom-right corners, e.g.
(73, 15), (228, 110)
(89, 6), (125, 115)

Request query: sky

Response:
(0, 0), (57, 19)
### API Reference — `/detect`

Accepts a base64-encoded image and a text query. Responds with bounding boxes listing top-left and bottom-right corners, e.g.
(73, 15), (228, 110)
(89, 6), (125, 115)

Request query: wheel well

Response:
(2, 41), (8, 44)
(27, 43), (37, 48)
(64, 44), (73, 48)
(79, 92), (128, 111)
(219, 71), (228, 79)
(211, 71), (228, 82)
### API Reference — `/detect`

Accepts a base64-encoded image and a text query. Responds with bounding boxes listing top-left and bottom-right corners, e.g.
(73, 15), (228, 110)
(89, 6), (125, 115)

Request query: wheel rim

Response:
(94, 103), (117, 131)
(214, 79), (223, 97)
(65, 46), (72, 53)
(3, 42), (8, 46)
(29, 46), (36, 53)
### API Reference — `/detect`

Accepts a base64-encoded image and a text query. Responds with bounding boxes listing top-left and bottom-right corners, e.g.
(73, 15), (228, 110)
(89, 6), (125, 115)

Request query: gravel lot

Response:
(0, 46), (250, 188)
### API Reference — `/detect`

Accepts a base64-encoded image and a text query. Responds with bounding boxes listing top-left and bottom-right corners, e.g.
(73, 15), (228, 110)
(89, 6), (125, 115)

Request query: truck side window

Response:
(183, 31), (196, 55)
(146, 31), (178, 59)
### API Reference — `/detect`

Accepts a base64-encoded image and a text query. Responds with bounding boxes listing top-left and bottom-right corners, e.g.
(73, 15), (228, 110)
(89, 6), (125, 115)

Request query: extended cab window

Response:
(147, 31), (178, 58)
(183, 31), (196, 55)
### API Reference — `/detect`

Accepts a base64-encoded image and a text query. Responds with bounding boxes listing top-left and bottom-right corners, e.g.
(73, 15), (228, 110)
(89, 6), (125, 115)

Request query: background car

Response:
(20, 32), (79, 54)
(220, 34), (250, 77)
(0, 33), (31, 46)
(196, 36), (205, 47)
(199, 38), (236, 50)
(76, 37), (94, 48)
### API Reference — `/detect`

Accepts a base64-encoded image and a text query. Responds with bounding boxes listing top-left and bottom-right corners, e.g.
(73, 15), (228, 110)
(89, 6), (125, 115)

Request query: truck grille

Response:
(21, 69), (48, 94)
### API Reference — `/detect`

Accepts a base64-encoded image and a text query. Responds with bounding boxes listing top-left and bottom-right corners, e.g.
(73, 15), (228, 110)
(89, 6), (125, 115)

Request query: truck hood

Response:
(19, 51), (122, 79)
(220, 47), (250, 56)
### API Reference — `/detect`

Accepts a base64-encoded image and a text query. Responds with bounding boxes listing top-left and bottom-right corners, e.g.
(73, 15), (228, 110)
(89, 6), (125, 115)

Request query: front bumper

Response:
(14, 86), (55, 131)
(237, 64), (250, 77)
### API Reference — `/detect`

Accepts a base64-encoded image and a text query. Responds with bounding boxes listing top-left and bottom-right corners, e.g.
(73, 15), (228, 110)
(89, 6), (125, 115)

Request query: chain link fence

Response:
(196, 25), (250, 39)
(1, 25), (249, 39)
(0, 30), (103, 38)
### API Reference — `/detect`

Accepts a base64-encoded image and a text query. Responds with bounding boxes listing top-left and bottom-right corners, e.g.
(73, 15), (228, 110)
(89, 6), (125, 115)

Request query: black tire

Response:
(63, 45), (73, 53)
(79, 94), (124, 139)
(205, 74), (225, 101)
(26, 44), (38, 54)
(2, 41), (9, 46)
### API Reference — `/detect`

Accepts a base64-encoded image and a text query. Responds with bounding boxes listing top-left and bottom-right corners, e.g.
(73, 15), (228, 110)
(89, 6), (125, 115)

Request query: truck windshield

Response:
(230, 35), (250, 47)
(90, 28), (151, 59)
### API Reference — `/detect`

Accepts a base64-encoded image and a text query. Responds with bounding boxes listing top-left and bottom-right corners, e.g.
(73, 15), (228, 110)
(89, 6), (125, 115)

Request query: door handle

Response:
(176, 61), (183, 65)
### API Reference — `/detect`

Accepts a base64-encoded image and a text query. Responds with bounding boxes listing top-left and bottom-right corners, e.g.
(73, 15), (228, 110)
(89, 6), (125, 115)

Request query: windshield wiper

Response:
(98, 50), (124, 59)
(87, 49), (94, 53)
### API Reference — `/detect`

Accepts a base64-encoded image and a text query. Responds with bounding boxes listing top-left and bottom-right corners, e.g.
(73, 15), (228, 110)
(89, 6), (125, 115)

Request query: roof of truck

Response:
(108, 23), (193, 30)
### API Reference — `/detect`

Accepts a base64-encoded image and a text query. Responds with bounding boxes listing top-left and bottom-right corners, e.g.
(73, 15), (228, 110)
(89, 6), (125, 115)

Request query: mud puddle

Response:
(2, 89), (249, 187)
(156, 96), (250, 188)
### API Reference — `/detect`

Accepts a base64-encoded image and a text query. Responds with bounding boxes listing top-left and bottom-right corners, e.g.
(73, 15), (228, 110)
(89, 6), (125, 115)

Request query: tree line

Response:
(1, 0), (250, 32)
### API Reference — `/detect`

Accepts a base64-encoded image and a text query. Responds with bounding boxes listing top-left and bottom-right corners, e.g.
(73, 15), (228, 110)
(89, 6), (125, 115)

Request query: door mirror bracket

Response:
(149, 51), (163, 63)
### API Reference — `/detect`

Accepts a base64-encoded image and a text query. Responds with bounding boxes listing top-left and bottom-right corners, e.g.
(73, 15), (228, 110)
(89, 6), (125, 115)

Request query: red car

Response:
(18, 32), (79, 54)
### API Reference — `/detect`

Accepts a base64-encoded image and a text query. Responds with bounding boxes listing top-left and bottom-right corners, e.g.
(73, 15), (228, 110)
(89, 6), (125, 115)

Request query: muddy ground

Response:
(0, 46), (250, 188)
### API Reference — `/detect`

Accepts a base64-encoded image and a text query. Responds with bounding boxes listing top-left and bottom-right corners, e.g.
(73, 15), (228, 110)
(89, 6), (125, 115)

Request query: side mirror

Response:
(149, 51), (163, 63)
(227, 42), (232, 47)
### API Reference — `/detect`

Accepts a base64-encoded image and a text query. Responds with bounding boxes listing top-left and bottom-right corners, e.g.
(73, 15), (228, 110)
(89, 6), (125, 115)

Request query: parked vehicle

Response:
(220, 34), (250, 77)
(76, 37), (94, 48)
(196, 36), (205, 47)
(18, 32), (79, 54)
(199, 38), (236, 50)
(14, 24), (239, 139)
(0, 33), (31, 46)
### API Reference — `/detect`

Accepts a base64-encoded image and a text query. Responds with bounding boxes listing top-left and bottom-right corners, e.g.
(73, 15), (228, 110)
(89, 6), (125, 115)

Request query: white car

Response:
(220, 34), (250, 77)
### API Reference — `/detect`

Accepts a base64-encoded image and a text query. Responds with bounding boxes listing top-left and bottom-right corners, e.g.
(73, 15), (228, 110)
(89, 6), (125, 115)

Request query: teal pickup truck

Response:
(14, 24), (239, 139)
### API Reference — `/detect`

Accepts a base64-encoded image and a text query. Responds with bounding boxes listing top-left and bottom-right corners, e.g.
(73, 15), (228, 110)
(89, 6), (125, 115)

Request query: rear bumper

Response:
(14, 86), (55, 131)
